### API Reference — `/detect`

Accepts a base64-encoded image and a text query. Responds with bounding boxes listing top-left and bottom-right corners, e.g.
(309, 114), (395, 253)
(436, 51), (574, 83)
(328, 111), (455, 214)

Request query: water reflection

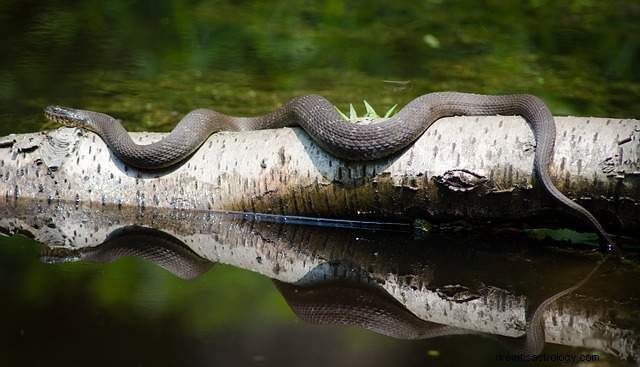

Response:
(41, 225), (214, 280)
(1, 199), (637, 363)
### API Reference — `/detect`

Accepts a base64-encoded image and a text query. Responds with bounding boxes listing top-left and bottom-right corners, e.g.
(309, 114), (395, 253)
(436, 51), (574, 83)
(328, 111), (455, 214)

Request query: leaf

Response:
(363, 100), (378, 118)
(349, 103), (357, 120)
(338, 100), (397, 121)
(335, 106), (349, 120)
(383, 104), (397, 118)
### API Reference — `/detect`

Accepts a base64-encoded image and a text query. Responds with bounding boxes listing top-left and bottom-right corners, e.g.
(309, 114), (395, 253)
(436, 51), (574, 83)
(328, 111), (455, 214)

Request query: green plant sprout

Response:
(336, 101), (397, 122)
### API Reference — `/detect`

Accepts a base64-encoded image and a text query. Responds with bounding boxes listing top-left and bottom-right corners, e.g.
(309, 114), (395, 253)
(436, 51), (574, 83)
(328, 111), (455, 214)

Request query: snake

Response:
(41, 225), (606, 354)
(43, 92), (616, 250)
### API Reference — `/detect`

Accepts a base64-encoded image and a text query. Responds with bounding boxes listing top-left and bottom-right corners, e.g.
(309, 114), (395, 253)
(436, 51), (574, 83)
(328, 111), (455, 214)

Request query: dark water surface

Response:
(1, 1), (639, 366)
(1, 201), (640, 366)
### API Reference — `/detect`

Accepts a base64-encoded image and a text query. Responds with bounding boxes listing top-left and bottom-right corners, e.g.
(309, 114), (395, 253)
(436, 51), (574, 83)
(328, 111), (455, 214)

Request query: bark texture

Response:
(0, 115), (639, 235)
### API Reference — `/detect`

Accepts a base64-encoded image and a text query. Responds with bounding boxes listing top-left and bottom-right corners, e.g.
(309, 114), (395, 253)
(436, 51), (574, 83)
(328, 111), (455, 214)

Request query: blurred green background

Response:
(1, 1), (638, 365)
(0, 0), (638, 136)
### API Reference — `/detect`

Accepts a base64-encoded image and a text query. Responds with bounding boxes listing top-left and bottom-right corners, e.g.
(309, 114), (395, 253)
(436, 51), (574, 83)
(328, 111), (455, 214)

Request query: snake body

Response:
(43, 92), (614, 249)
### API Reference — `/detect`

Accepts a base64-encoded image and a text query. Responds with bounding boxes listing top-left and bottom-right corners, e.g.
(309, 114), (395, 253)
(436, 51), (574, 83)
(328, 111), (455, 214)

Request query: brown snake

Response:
(43, 92), (615, 250)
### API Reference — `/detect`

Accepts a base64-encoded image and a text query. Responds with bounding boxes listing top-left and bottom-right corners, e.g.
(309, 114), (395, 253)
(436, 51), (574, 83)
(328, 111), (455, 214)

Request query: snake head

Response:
(44, 105), (99, 132)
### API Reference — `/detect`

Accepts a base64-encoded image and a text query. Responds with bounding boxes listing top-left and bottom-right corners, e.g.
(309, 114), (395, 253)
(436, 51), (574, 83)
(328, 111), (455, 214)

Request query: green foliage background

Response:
(0, 0), (638, 135)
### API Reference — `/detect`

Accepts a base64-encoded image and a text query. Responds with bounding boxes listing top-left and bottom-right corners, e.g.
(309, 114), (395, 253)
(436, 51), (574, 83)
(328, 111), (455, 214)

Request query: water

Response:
(1, 201), (639, 366)
(1, 1), (639, 366)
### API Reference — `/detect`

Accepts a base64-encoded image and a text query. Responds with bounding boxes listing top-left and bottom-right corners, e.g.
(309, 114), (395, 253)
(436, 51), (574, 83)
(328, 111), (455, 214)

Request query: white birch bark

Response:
(1, 115), (639, 235)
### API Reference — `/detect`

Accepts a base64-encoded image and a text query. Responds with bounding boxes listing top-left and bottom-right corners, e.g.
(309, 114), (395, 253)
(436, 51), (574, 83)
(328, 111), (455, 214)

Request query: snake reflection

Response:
(42, 225), (606, 355)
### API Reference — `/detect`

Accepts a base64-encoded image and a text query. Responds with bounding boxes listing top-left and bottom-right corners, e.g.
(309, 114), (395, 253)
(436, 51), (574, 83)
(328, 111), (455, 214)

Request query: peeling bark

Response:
(0, 115), (639, 235)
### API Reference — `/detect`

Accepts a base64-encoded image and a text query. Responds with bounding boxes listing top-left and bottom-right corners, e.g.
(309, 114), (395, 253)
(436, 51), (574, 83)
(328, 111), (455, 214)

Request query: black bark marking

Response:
(433, 169), (488, 192)
(618, 136), (632, 145)
(577, 159), (583, 176)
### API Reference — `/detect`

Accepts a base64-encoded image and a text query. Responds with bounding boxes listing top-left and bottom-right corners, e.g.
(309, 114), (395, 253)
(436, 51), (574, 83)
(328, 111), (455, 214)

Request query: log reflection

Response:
(1, 200), (637, 361)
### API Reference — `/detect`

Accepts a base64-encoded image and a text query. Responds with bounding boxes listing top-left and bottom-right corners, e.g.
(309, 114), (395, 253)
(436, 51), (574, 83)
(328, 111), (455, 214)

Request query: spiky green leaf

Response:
(349, 104), (357, 120)
(383, 104), (398, 118)
(335, 106), (349, 120)
(363, 100), (379, 118)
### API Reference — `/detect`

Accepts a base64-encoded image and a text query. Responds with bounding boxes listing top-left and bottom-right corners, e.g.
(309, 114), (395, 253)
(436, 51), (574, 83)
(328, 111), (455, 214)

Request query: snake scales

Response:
(43, 92), (615, 249)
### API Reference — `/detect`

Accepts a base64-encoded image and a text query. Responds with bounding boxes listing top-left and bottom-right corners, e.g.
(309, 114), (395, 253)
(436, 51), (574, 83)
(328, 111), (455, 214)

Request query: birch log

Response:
(0, 115), (639, 235)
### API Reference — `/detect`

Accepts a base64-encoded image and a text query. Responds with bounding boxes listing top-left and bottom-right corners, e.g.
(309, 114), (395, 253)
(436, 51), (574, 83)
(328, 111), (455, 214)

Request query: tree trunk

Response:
(1, 115), (639, 235)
